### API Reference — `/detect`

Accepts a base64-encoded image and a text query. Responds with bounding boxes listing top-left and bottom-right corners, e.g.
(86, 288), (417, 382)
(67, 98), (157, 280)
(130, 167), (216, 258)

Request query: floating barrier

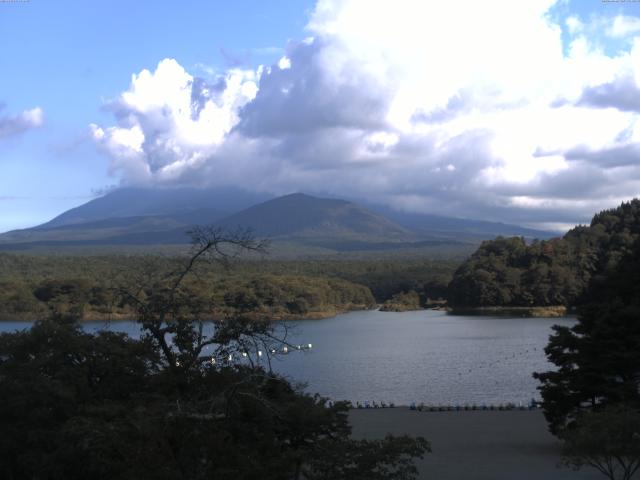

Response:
(207, 341), (313, 364)
(352, 400), (540, 411)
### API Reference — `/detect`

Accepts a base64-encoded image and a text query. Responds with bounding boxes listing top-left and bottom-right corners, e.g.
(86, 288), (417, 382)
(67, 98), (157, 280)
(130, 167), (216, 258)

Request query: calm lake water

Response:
(0, 310), (573, 406)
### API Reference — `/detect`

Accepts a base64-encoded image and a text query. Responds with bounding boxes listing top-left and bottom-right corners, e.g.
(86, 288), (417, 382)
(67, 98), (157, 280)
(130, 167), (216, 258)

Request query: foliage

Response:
(561, 405), (640, 480)
(379, 290), (422, 312)
(448, 199), (640, 307)
(533, 237), (640, 435)
(0, 227), (430, 479)
(0, 253), (457, 320)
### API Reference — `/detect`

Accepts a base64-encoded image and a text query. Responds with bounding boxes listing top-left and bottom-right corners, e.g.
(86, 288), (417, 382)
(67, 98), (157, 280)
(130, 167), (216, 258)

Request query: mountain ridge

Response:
(0, 188), (557, 254)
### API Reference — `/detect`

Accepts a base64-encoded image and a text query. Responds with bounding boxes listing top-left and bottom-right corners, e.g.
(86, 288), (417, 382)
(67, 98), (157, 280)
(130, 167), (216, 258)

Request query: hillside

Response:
(0, 188), (554, 255)
(40, 186), (270, 228)
(0, 187), (271, 248)
(371, 206), (556, 240)
(448, 199), (640, 308)
(218, 193), (411, 241)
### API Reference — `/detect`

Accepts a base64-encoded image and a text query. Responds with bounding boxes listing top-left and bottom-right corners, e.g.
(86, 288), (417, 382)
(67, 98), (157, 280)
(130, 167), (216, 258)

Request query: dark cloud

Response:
(566, 143), (640, 168)
(411, 92), (471, 124)
(577, 75), (640, 112)
(236, 39), (388, 137)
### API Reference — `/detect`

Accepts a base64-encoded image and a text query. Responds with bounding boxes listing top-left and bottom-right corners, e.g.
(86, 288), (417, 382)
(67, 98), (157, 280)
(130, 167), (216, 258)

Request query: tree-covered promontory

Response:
(448, 199), (640, 308)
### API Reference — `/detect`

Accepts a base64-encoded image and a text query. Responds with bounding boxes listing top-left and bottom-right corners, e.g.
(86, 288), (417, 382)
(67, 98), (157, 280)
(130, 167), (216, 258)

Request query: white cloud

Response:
(91, 58), (258, 183)
(277, 56), (291, 70)
(0, 105), (43, 140)
(607, 15), (640, 38)
(566, 15), (583, 35)
(90, 1), (640, 228)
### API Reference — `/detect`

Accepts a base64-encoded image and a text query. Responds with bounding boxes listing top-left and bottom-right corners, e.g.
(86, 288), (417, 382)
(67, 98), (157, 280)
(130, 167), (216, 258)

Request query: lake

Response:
(0, 310), (572, 406)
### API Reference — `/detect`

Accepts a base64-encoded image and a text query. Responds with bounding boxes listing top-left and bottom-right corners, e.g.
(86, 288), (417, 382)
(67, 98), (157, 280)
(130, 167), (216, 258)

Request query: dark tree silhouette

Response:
(561, 405), (640, 480)
(534, 238), (640, 435)
(0, 226), (430, 480)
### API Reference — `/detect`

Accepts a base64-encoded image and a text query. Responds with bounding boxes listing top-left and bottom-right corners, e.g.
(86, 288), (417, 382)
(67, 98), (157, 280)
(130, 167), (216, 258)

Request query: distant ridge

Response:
(371, 206), (557, 240)
(0, 188), (557, 254)
(40, 186), (271, 229)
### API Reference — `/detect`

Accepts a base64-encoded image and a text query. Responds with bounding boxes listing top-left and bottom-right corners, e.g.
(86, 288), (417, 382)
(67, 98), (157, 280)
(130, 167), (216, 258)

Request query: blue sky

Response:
(0, 0), (314, 230)
(1, 0), (640, 232)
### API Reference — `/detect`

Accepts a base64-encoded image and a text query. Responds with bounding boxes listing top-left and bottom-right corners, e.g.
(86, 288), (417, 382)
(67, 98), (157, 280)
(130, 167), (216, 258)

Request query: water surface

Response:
(0, 310), (572, 405)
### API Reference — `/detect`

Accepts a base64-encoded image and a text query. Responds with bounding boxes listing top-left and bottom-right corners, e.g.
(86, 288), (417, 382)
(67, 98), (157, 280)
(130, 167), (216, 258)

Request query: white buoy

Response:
(308, 343), (313, 349)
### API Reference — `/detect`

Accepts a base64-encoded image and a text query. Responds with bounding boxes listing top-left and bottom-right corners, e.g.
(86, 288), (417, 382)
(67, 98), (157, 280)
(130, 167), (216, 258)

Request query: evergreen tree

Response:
(533, 238), (640, 435)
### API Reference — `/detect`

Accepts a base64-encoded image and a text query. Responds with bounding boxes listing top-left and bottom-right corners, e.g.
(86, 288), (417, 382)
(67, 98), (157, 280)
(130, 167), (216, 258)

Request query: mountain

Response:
(0, 188), (557, 255)
(218, 193), (411, 241)
(0, 187), (271, 247)
(39, 186), (271, 228)
(366, 205), (557, 240)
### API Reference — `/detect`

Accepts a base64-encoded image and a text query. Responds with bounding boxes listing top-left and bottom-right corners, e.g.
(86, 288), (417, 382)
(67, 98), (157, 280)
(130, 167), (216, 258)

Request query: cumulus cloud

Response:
(607, 15), (640, 38)
(90, 58), (258, 183)
(0, 105), (43, 140)
(90, 0), (640, 229)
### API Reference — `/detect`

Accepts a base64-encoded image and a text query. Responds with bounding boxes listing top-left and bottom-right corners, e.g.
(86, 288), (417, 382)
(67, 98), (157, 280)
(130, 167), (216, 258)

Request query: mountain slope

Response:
(0, 187), (271, 246)
(0, 189), (557, 255)
(368, 205), (557, 240)
(217, 193), (412, 242)
(40, 187), (271, 229)
(0, 209), (227, 244)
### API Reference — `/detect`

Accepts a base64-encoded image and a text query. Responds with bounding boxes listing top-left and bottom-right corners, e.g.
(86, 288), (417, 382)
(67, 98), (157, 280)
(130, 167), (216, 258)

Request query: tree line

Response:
(534, 232), (640, 479)
(448, 199), (640, 308)
(0, 254), (457, 320)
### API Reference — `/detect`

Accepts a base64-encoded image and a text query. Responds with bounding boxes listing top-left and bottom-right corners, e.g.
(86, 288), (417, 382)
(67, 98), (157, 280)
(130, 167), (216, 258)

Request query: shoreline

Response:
(0, 304), (377, 323)
(0, 304), (572, 322)
(448, 305), (569, 318)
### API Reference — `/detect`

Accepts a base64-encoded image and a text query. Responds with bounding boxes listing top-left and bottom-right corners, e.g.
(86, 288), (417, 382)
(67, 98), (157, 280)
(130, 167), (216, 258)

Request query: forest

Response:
(3, 199), (639, 320)
(448, 199), (640, 308)
(0, 253), (457, 321)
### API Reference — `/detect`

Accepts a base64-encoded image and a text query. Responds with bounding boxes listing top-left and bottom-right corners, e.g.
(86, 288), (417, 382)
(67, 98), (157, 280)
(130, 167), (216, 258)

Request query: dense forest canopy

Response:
(448, 199), (640, 308)
(0, 254), (457, 320)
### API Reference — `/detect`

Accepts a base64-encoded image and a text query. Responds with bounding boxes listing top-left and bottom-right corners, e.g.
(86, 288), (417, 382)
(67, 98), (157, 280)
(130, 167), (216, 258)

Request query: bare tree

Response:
(118, 226), (283, 369)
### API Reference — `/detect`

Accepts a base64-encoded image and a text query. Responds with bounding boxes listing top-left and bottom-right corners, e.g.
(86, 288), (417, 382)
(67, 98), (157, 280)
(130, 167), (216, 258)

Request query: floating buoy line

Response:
(207, 342), (313, 364)
(348, 400), (541, 411)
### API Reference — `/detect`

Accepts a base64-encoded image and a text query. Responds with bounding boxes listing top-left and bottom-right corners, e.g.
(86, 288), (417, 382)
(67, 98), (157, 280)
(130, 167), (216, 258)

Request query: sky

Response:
(1, 0), (640, 233)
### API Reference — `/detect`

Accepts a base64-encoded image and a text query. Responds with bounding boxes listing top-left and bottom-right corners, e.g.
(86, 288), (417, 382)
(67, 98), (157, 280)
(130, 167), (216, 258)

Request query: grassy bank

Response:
(448, 305), (568, 318)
